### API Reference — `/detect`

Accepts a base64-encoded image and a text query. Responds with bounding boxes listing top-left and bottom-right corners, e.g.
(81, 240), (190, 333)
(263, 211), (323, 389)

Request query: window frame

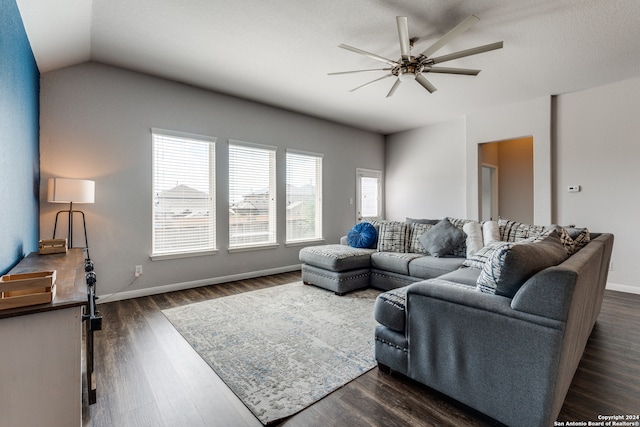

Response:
(151, 128), (217, 260)
(285, 149), (323, 245)
(356, 168), (383, 223)
(228, 140), (278, 252)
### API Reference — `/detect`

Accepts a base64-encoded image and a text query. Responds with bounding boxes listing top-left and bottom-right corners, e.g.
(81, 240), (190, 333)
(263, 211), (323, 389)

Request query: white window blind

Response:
(286, 150), (323, 243)
(228, 141), (276, 248)
(360, 176), (379, 217)
(357, 168), (382, 222)
(152, 130), (216, 256)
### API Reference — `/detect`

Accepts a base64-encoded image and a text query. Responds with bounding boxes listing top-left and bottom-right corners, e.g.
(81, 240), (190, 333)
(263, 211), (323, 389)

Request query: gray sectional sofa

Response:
(299, 217), (614, 427)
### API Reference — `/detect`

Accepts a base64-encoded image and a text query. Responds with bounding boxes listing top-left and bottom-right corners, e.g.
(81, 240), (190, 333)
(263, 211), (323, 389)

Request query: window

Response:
(286, 150), (323, 243)
(228, 141), (276, 249)
(356, 168), (382, 222)
(152, 129), (216, 257)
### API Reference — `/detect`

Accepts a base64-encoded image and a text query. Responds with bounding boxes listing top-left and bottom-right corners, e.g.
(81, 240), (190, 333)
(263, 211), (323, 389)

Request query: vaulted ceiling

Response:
(16, 0), (640, 134)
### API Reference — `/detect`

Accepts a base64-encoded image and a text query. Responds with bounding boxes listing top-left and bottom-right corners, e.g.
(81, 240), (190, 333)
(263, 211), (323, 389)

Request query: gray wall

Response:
(385, 117), (467, 221)
(385, 82), (640, 293)
(554, 75), (640, 294)
(39, 62), (384, 300)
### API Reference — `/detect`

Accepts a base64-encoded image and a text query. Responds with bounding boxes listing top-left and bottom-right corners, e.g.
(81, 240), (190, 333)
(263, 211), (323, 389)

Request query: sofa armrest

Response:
(340, 235), (348, 245)
(405, 280), (565, 427)
(511, 267), (577, 321)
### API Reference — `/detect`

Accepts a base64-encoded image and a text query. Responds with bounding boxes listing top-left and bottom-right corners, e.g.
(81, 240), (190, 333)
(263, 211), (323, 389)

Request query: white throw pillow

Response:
(463, 221), (484, 258)
(482, 220), (500, 246)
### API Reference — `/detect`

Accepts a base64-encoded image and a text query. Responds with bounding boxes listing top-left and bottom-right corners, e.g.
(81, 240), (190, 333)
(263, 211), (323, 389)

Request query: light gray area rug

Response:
(162, 282), (380, 425)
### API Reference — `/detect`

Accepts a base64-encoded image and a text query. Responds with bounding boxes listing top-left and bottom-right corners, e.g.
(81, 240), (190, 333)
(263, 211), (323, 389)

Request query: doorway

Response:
(479, 137), (534, 223)
(481, 164), (498, 221)
(356, 168), (382, 223)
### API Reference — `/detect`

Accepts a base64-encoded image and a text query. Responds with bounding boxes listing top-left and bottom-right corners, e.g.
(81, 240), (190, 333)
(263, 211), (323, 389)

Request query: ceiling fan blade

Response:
(430, 41), (503, 65)
(415, 74), (437, 93)
(328, 68), (392, 75)
(420, 15), (480, 58)
(386, 78), (402, 98)
(338, 44), (398, 66)
(425, 66), (481, 75)
(396, 16), (411, 61)
(349, 73), (393, 92)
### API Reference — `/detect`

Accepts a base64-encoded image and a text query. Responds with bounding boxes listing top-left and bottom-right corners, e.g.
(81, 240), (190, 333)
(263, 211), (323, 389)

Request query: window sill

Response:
(151, 249), (219, 261)
(227, 243), (279, 253)
(285, 239), (325, 247)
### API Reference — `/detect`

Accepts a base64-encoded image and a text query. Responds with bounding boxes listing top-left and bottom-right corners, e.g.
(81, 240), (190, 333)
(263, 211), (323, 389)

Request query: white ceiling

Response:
(15, 0), (640, 134)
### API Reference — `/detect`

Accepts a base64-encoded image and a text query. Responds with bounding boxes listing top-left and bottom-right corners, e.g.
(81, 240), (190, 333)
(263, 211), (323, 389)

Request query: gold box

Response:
(38, 239), (67, 254)
(0, 270), (57, 310)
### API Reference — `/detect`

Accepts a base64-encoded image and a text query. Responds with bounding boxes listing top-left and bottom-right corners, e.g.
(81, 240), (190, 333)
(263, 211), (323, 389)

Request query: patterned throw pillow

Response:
(476, 230), (569, 297)
(407, 223), (435, 254)
(446, 217), (473, 257)
(498, 216), (546, 242)
(376, 221), (410, 253)
(463, 240), (505, 269)
(546, 225), (591, 255)
(570, 228), (590, 253)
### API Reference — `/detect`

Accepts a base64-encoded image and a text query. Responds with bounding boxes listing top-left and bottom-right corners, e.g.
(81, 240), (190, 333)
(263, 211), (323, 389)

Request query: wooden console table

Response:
(0, 249), (88, 427)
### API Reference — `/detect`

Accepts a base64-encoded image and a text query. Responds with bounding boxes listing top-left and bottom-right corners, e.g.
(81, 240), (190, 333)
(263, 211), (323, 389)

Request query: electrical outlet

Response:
(135, 265), (143, 277)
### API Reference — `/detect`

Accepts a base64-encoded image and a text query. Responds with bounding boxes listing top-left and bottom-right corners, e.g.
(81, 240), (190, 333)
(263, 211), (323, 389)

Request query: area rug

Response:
(161, 282), (380, 425)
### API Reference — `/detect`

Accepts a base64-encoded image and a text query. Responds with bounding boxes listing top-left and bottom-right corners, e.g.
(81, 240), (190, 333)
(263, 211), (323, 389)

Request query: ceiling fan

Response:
(329, 15), (503, 97)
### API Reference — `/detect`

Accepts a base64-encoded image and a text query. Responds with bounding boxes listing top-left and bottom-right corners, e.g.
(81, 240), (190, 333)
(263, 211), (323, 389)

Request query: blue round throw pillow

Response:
(347, 222), (377, 248)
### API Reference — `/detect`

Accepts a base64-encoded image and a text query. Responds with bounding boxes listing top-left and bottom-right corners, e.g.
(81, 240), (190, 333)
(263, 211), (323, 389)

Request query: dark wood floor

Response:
(83, 272), (640, 427)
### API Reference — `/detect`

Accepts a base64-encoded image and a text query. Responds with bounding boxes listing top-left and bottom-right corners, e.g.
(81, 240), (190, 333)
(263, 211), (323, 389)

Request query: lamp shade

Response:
(47, 178), (95, 204)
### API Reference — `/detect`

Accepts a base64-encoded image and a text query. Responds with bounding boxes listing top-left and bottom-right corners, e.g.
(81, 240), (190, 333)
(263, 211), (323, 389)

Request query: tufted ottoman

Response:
(299, 244), (375, 294)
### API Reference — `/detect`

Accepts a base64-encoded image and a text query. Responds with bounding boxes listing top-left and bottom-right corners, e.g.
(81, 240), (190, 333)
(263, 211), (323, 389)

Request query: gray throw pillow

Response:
(406, 217), (440, 225)
(419, 218), (466, 257)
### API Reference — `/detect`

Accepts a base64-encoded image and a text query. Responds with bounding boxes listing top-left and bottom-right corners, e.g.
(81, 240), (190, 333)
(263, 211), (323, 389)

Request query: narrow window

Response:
(286, 150), (323, 243)
(228, 141), (277, 249)
(152, 129), (216, 257)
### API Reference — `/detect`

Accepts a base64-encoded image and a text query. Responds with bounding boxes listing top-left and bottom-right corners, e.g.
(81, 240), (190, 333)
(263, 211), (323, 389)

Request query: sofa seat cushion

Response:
(437, 266), (482, 287)
(408, 256), (466, 280)
(374, 286), (409, 332)
(375, 278), (474, 333)
(299, 244), (374, 272)
(370, 252), (425, 275)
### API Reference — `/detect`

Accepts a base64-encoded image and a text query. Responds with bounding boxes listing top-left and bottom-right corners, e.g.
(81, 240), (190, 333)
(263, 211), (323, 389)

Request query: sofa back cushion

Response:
(498, 216), (546, 242)
(407, 223), (435, 254)
(477, 230), (569, 297)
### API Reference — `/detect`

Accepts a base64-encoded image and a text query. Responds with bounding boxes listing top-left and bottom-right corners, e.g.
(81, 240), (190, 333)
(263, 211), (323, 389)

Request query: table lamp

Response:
(48, 178), (95, 249)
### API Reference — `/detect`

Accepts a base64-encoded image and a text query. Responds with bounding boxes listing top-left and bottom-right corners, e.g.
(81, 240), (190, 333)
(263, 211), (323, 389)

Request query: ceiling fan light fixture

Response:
(331, 15), (503, 97)
(399, 70), (415, 81)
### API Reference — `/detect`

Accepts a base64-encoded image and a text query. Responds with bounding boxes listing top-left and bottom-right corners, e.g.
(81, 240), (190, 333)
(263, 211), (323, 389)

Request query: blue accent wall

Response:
(0, 0), (40, 274)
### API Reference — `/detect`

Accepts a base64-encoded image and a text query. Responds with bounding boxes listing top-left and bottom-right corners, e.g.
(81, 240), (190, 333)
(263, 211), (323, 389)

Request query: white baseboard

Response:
(97, 264), (302, 304)
(97, 271), (639, 303)
(606, 282), (640, 295)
